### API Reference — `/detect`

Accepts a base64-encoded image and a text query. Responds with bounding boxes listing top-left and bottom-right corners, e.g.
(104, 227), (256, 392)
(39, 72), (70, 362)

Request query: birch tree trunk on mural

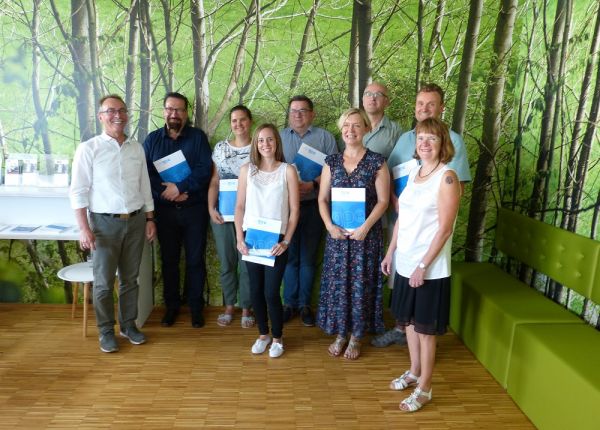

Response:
(191, 0), (209, 131)
(31, 0), (53, 159)
(422, 0), (445, 81)
(510, 5), (539, 210)
(527, 0), (569, 220)
(290, 0), (320, 94)
(85, 0), (102, 134)
(160, 0), (175, 91)
(349, 0), (372, 106)
(567, 56), (600, 232)
(465, 0), (518, 262)
(48, 0), (94, 141)
(561, 3), (600, 230)
(452, 0), (483, 136)
(138, 0), (152, 142)
(125, 0), (139, 137)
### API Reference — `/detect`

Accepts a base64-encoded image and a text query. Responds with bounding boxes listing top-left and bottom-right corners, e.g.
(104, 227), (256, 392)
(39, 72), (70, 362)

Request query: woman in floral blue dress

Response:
(317, 108), (390, 360)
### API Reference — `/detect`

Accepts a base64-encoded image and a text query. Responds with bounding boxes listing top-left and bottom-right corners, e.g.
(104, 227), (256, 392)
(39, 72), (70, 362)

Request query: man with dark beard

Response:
(143, 92), (212, 328)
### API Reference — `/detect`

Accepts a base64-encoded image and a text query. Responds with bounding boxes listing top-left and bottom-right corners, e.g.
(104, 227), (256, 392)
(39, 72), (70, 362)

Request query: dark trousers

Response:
(245, 252), (288, 339)
(156, 203), (208, 315)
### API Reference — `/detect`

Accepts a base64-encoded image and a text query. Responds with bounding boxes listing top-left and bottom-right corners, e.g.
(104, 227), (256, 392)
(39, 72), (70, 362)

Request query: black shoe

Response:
(300, 306), (315, 327)
(192, 312), (205, 328)
(161, 308), (178, 327)
(283, 305), (294, 324)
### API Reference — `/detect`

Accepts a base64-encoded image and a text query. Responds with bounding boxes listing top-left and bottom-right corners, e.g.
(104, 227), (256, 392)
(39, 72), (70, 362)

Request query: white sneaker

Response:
(251, 336), (271, 354)
(269, 341), (284, 358)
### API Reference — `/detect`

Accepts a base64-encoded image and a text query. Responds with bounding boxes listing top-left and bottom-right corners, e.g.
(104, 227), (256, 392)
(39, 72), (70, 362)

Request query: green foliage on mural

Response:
(0, 1), (598, 324)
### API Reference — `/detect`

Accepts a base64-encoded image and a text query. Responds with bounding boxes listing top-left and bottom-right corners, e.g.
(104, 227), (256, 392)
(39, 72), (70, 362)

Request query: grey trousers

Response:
(210, 220), (251, 309)
(89, 211), (145, 335)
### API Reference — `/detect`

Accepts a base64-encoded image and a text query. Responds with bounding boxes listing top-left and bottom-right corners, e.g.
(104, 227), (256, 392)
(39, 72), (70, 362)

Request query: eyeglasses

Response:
(416, 135), (440, 143)
(99, 108), (128, 115)
(164, 107), (187, 114)
(363, 91), (388, 99)
(289, 108), (312, 115)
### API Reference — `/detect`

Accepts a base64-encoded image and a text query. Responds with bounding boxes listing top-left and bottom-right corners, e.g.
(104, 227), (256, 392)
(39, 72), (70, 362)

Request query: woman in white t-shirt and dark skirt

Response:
(234, 124), (299, 358)
(381, 117), (461, 412)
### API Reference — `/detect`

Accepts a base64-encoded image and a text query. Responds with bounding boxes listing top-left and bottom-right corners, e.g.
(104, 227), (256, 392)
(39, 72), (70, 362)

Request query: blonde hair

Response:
(337, 108), (372, 131)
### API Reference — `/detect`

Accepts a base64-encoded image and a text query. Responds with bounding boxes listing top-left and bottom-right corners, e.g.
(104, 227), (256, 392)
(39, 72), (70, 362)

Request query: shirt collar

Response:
(100, 132), (130, 145)
(290, 125), (314, 138)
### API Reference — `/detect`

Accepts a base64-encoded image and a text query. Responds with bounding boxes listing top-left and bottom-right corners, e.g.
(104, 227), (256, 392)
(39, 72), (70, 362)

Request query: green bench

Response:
(451, 207), (600, 430)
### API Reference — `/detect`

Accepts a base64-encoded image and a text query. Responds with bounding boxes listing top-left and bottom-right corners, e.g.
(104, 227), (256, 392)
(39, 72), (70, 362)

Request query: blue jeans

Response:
(156, 203), (208, 315)
(283, 200), (323, 308)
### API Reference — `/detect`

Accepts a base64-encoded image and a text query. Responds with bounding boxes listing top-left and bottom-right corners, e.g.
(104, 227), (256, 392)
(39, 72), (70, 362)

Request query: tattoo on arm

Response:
(445, 176), (454, 185)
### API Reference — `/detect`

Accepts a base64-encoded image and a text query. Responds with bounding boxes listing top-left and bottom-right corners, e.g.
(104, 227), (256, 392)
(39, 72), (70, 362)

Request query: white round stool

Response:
(57, 262), (93, 337)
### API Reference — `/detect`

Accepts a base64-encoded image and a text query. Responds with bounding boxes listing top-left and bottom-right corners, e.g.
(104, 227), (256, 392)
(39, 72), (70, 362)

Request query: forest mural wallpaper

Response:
(0, 0), (598, 326)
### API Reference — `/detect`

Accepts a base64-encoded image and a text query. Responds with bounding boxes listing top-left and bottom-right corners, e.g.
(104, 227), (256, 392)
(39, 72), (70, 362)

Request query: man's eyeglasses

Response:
(99, 108), (128, 115)
(164, 107), (187, 114)
(363, 91), (388, 99)
(289, 108), (312, 115)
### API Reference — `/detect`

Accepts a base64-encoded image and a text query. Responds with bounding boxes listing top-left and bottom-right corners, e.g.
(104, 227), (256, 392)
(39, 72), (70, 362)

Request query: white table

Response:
(0, 185), (154, 327)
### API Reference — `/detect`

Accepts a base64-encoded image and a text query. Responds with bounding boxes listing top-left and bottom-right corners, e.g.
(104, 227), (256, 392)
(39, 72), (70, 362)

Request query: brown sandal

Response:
(328, 336), (347, 357)
(343, 338), (361, 360)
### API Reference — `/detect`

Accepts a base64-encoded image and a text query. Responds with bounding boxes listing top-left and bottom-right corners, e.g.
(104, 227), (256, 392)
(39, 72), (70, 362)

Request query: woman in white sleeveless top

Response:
(381, 118), (461, 412)
(234, 124), (299, 358)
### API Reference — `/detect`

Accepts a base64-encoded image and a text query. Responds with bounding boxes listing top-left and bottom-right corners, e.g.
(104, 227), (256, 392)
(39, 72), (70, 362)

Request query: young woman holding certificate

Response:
(208, 105), (255, 328)
(316, 108), (390, 360)
(234, 124), (299, 358)
(381, 118), (460, 412)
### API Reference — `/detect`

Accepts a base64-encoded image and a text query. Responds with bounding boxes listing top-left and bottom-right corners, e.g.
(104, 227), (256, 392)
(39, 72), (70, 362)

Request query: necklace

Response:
(418, 160), (441, 178)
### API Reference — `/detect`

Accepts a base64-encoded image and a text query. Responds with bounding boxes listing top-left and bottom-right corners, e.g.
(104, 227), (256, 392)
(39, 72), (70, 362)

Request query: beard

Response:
(166, 118), (183, 132)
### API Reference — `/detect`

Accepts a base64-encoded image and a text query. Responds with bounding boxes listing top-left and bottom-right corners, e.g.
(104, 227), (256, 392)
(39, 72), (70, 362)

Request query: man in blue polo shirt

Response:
(143, 92), (212, 329)
(372, 83), (471, 348)
(280, 95), (337, 327)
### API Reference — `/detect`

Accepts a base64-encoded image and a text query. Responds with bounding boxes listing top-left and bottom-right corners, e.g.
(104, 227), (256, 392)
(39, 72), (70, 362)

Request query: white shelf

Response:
(0, 185), (70, 198)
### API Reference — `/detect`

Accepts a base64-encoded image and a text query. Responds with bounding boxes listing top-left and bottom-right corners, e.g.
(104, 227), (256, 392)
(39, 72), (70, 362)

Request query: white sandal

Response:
(400, 387), (432, 412)
(389, 370), (419, 391)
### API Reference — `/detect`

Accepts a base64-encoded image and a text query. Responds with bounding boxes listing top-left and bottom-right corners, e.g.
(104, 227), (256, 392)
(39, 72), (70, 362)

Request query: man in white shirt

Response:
(70, 94), (156, 353)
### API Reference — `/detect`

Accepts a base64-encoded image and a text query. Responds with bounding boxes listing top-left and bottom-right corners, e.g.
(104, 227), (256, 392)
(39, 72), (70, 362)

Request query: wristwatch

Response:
(418, 262), (427, 270)
(282, 240), (290, 246)
(146, 218), (156, 223)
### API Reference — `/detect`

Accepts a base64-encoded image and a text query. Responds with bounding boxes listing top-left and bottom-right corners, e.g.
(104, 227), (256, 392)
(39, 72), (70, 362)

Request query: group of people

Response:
(69, 81), (470, 412)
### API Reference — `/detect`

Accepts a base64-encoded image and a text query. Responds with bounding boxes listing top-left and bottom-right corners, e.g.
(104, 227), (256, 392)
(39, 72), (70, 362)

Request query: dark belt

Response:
(97, 208), (142, 219)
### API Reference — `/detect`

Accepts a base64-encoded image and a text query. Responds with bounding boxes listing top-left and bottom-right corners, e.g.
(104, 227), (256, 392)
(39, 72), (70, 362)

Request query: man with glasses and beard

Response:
(143, 92), (212, 328)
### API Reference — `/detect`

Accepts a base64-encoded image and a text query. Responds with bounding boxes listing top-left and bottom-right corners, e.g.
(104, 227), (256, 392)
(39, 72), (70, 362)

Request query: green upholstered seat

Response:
(450, 261), (494, 333)
(457, 267), (583, 387)
(508, 323), (600, 430)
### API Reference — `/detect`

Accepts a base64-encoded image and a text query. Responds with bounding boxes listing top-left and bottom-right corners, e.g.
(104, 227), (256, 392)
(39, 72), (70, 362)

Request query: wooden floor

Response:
(0, 304), (534, 429)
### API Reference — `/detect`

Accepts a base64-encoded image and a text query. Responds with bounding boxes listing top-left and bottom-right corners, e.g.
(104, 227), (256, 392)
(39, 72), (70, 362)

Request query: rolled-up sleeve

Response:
(69, 143), (92, 209)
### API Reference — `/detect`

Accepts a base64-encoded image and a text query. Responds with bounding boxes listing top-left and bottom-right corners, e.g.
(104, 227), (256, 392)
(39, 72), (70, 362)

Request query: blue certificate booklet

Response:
(242, 216), (282, 267)
(293, 143), (326, 182)
(331, 187), (365, 232)
(218, 179), (238, 222)
(392, 159), (419, 197)
(153, 150), (191, 183)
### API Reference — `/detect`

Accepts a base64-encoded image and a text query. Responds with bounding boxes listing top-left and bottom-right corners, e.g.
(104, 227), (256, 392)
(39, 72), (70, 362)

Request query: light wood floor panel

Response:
(0, 304), (534, 429)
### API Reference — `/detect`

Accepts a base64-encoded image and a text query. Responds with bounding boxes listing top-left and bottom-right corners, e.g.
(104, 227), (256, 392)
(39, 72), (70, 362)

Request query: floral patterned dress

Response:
(316, 149), (385, 338)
